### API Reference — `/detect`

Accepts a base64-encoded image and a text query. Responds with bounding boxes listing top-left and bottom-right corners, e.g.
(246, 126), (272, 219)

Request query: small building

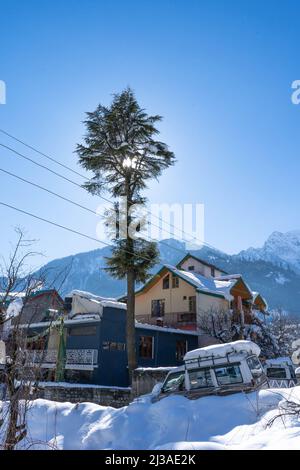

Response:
(10, 289), (64, 325)
(134, 254), (268, 339)
(22, 290), (198, 387)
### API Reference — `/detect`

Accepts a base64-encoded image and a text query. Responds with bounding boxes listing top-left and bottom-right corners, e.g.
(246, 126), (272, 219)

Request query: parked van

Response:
(152, 340), (267, 401)
(264, 360), (297, 388)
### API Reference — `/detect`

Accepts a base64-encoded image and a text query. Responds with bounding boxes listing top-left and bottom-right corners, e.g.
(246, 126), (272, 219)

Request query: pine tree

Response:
(76, 88), (175, 381)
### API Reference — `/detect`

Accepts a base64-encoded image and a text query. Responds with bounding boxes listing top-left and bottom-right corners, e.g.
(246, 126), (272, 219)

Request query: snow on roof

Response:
(184, 340), (261, 362)
(135, 321), (198, 336)
(68, 290), (127, 310)
(252, 291), (268, 309)
(164, 265), (236, 301)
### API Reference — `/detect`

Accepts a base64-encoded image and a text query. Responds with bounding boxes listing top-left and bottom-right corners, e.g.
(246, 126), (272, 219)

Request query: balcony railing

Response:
(25, 349), (98, 371)
(137, 312), (197, 329)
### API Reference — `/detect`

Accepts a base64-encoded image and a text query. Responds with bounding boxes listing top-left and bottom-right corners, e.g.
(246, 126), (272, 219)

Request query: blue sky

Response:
(1, 0), (300, 265)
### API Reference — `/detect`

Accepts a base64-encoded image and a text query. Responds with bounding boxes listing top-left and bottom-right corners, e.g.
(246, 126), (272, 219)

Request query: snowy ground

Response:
(1, 387), (300, 450)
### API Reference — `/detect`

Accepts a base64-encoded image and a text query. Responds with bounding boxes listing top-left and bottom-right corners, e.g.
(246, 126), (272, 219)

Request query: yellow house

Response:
(135, 254), (267, 338)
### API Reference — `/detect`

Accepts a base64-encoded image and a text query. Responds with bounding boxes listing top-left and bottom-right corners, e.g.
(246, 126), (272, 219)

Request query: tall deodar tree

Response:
(77, 88), (175, 380)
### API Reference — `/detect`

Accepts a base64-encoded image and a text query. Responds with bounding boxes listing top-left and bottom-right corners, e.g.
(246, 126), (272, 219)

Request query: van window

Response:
(162, 372), (185, 393)
(247, 356), (263, 377)
(266, 367), (287, 379)
(214, 365), (243, 385)
(189, 368), (213, 389)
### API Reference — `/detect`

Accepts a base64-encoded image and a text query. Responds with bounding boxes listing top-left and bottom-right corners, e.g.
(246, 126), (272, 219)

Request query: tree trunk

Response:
(126, 268), (137, 383)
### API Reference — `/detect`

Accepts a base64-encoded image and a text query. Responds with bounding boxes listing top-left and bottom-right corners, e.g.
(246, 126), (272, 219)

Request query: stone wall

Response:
(30, 367), (175, 408)
(34, 383), (132, 408)
(132, 367), (175, 397)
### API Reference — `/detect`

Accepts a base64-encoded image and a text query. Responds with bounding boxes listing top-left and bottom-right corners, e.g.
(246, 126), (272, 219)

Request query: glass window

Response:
(172, 275), (179, 288)
(151, 299), (165, 318)
(189, 368), (213, 389)
(211, 267), (215, 277)
(176, 340), (187, 361)
(266, 367), (287, 379)
(289, 366), (296, 379)
(188, 266), (195, 271)
(139, 336), (153, 359)
(162, 275), (170, 290)
(102, 341), (126, 351)
(214, 365), (243, 385)
(189, 296), (196, 313)
(247, 356), (263, 377)
(162, 372), (185, 393)
(68, 326), (97, 336)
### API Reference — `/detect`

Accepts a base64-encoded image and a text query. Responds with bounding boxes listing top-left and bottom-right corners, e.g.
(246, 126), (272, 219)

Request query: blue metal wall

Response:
(28, 306), (198, 387)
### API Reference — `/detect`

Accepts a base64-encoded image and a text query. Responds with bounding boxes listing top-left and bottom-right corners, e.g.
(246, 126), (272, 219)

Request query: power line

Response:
(0, 128), (86, 179)
(0, 129), (215, 250)
(0, 166), (191, 258)
(0, 201), (157, 264)
(0, 144), (200, 257)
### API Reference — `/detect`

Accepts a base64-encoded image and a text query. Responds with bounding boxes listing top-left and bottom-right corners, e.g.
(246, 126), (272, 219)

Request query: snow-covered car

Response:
(152, 340), (268, 402)
(264, 360), (297, 388)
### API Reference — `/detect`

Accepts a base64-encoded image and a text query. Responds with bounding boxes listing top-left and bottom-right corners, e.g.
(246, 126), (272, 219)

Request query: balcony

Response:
(136, 312), (197, 330)
(25, 349), (98, 371)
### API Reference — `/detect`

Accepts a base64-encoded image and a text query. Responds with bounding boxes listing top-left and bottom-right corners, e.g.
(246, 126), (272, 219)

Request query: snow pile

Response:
(1, 387), (300, 450)
(184, 340), (260, 361)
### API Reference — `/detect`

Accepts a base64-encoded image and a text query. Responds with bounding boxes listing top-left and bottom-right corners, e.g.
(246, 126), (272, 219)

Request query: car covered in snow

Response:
(264, 359), (297, 388)
(152, 340), (268, 401)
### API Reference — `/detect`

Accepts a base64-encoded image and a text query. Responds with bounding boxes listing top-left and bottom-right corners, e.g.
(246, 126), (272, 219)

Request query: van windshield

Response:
(162, 371), (185, 393)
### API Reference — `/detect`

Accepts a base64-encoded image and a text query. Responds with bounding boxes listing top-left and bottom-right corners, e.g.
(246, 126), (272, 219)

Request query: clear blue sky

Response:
(1, 0), (300, 266)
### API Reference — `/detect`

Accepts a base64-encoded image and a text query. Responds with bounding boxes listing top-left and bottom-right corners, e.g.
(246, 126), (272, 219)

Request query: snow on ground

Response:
(1, 387), (300, 450)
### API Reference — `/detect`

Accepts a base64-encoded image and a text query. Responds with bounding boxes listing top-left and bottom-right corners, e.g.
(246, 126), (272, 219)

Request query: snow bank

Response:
(1, 387), (300, 450)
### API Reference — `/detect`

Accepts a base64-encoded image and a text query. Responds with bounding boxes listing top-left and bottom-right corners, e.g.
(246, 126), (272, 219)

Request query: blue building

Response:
(23, 291), (198, 387)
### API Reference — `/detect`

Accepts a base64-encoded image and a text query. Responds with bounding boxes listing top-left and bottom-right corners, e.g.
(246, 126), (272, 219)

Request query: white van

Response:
(264, 360), (297, 388)
(153, 340), (267, 401)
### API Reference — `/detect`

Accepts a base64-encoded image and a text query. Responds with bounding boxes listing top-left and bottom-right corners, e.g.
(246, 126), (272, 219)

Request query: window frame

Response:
(151, 299), (165, 318)
(188, 367), (214, 390)
(213, 363), (243, 386)
(162, 275), (170, 290)
(139, 335), (154, 359)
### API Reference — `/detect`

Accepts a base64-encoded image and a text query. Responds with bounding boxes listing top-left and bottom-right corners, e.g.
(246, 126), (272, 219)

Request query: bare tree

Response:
(0, 228), (70, 450)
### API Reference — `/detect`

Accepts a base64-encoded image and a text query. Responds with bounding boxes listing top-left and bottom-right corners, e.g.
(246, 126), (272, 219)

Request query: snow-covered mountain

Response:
(238, 230), (300, 273)
(32, 232), (300, 315)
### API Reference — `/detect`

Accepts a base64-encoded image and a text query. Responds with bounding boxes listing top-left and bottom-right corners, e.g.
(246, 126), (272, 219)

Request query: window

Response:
(139, 336), (153, 358)
(172, 275), (179, 288)
(189, 296), (196, 313)
(102, 341), (126, 351)
(188, 266), (195, 271)
(211, 267), (215, 277)
(151, 299), (165, 317)
(289, 366), (296, 379)
(68, 326), (97, 336)
(266, 367), (287, 379)
(162, 371), (185, 393)
(176, 340), (187, 361)
(214, 365), (243, 385)
(162, 275), (170, 290)
(247, 356), (263, 377)
(189, 368), (213, 389)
